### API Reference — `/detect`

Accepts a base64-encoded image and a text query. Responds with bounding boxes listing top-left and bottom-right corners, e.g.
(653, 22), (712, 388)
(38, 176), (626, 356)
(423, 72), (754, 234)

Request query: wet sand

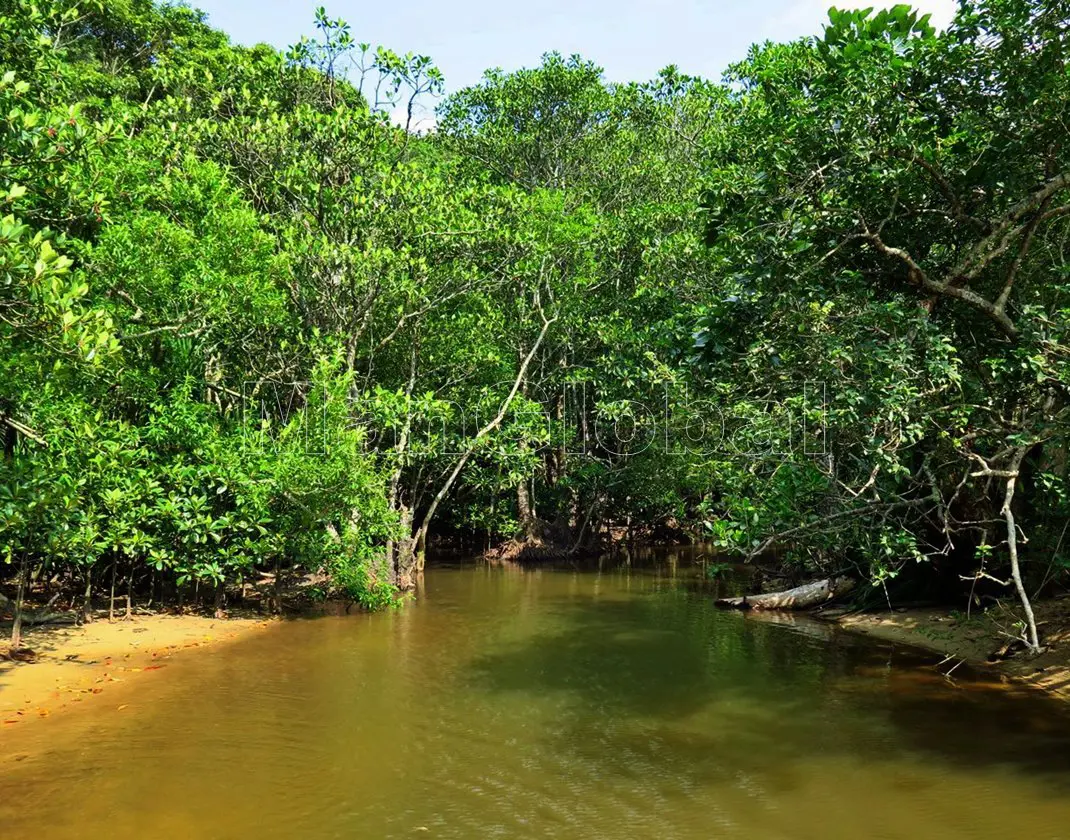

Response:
(831, 597), (1070, 700)
(1, 614), (272, 728)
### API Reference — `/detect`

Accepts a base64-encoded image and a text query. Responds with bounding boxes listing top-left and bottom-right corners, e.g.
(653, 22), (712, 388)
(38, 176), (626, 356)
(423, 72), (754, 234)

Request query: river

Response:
(4, 549), (1070, 839)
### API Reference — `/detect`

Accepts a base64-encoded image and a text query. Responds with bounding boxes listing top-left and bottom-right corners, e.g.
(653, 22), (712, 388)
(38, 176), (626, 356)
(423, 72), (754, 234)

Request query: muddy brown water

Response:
(4, 549), (1070, 839)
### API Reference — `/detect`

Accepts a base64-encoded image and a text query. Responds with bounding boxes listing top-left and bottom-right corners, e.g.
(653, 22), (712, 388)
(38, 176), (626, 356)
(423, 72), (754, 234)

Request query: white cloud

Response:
(765, 0), (958, 42)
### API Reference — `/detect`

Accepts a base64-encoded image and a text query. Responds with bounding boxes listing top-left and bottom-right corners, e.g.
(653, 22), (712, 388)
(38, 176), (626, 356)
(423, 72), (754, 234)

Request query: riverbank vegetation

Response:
(2, 0), (1069, 653)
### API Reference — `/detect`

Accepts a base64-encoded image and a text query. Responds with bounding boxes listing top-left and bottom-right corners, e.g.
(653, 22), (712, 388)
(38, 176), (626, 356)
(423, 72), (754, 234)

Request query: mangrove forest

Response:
(3, 0), (1070, 653)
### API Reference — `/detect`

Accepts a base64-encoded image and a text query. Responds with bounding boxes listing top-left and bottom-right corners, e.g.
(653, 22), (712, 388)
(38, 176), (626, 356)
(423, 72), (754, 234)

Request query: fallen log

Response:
(716, 576), (856, 611)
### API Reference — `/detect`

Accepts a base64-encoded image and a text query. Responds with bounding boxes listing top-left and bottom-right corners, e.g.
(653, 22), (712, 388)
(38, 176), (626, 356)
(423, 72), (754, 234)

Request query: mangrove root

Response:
(0, 592), (78, 627)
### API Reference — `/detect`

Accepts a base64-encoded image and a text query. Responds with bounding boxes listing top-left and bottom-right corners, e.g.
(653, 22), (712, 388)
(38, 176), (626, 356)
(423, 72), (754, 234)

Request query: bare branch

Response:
(861, 231), (1018, 338)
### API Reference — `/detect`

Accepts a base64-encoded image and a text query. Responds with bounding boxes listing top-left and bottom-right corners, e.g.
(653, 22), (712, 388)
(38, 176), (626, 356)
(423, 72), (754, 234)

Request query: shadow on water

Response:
(463, 576), (1070, 787)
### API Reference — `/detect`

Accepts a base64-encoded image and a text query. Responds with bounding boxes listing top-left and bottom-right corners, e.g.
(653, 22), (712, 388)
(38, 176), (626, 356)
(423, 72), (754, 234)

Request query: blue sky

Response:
(189, 0), (956, 126)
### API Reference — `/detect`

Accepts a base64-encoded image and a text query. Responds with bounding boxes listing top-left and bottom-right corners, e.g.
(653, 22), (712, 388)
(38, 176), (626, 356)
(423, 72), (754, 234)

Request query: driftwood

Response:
(716, 577), (856, 611)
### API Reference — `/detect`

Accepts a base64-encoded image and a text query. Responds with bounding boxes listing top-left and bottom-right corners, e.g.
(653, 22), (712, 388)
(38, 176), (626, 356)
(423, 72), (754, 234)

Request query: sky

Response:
(189, 0), (958, 128)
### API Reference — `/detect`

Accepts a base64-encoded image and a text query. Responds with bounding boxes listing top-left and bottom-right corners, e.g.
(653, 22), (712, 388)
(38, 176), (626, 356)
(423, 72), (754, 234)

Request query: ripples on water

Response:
(5, 549), (1070, 839)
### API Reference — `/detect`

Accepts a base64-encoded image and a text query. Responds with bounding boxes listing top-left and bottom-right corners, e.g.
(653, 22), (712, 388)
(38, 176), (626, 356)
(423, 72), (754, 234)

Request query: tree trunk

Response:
(517, 479), (537, 541)
(414, 528), (427, 573)
(547, 378), (565, 487)
(1002, 448), (1041, 651)
(109, 560), (117, 622)
(214, 580), (226, 619)
(395, 507), (416, 590)
(396, 538), (417, 590)
(273, 555), (282, 614)
(716, 577), (856, 611)
(82, 567), (93, 624)
(10, 554), (28, 649)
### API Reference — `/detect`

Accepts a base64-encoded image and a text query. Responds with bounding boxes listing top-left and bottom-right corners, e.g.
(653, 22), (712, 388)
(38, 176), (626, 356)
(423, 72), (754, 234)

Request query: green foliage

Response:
(2, 0), (1068, 621)
(692, 0), (1070, 603)
(0, 2), (394, 610)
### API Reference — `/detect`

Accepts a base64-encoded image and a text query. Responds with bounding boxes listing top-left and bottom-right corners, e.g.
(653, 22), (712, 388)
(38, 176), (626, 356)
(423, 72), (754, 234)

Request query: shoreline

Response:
(825, 600), (1070, 701)
(6, 594), (1070, 732)
(1, 613), (273, 728)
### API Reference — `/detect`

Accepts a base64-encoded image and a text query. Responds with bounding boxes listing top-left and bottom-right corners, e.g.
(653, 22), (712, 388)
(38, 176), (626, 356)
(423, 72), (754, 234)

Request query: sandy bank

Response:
(828, 596), (1070, 700)
(1, 613), (272, 727)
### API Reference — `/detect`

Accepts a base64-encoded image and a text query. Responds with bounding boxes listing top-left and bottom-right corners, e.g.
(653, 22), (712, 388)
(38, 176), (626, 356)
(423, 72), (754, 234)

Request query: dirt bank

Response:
(825, 596), (1070, 700)
(1, 614), (272, 727)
